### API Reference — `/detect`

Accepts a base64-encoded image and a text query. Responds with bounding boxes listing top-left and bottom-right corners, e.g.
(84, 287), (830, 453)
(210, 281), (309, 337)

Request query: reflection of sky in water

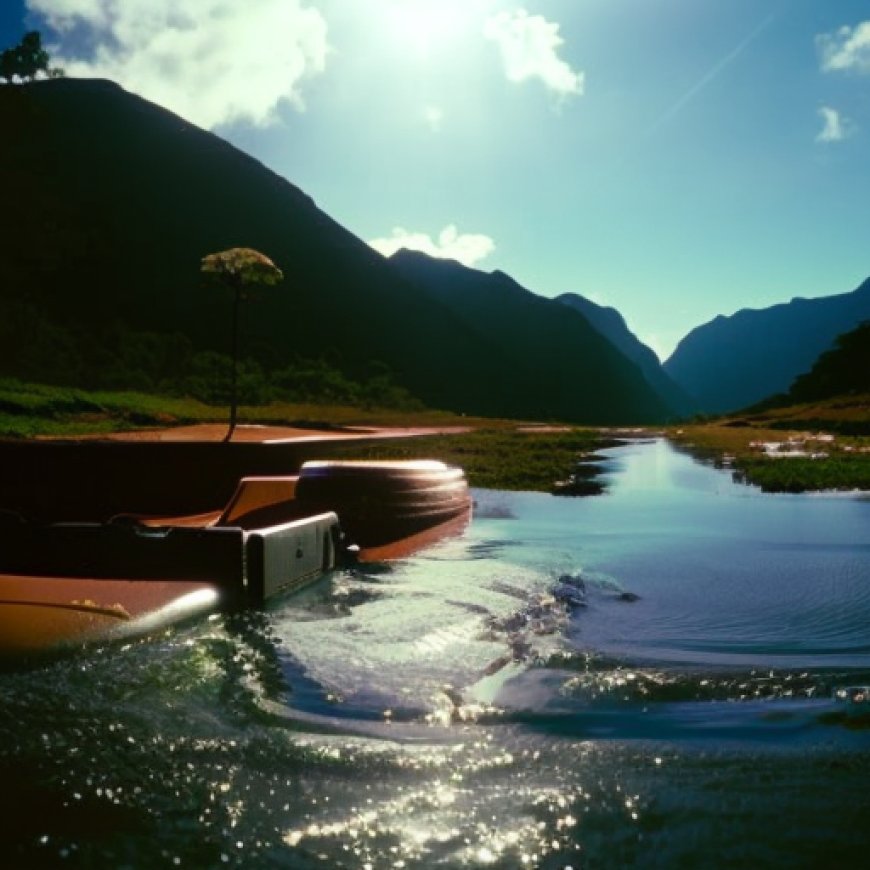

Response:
(254, 443), (870, 866)
(265, 438), (870, 744)
(475, 440), (870, 669)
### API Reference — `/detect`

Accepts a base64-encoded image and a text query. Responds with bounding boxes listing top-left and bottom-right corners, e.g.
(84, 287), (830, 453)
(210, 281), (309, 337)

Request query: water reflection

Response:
(475, 439), (870, 671)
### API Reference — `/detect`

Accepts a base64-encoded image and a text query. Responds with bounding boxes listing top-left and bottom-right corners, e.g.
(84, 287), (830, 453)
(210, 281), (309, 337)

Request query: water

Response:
(2, 439), (869, 868)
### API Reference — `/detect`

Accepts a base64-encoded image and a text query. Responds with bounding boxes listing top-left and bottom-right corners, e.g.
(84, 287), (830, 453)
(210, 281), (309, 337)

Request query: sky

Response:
(3, 1), (870, 360)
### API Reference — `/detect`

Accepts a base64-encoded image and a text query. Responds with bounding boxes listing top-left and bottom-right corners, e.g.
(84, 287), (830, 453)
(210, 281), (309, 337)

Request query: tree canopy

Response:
(201, 247), (285, 303)
(1, 31), (62, 83)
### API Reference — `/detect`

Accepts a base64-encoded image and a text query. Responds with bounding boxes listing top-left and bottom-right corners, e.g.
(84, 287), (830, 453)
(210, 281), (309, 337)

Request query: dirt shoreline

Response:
(58, 423), (473, 443)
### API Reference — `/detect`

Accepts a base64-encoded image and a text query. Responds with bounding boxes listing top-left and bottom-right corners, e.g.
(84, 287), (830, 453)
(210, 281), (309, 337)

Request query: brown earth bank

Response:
(61, 423), (472, 443)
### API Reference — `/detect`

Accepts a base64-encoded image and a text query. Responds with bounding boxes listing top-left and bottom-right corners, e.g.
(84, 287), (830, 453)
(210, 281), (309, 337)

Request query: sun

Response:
(383, 0), (477, 58)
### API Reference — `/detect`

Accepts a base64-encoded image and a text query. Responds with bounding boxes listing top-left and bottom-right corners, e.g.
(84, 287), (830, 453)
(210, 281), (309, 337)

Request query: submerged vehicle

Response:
(0, 459), (471, 659)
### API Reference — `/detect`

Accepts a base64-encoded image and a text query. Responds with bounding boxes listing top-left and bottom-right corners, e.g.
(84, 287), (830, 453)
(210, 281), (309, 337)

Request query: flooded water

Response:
(2, 439), (869, 868)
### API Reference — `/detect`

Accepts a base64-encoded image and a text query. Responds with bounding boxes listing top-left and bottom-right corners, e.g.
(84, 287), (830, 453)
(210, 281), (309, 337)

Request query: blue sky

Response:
(3, 1), (869, 360)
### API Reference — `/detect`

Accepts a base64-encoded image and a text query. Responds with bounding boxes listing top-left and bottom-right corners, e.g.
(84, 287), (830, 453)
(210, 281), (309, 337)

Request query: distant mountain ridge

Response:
(387, 250), (672, 422)
(0, 78), (668, 424)
(664, 279), (870, 414)
(557, 293), (696, 417)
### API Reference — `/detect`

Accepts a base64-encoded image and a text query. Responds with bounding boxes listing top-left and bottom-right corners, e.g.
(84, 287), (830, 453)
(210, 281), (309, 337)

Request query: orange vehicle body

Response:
(0, 453), (471, 661)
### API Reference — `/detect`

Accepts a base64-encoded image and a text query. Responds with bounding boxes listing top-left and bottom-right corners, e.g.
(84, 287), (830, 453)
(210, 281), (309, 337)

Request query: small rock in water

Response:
(557, 573), (586, 593)
(617, 591), (640, 602)
(552, 476), (605, 497)
(552, 582), (587, 608)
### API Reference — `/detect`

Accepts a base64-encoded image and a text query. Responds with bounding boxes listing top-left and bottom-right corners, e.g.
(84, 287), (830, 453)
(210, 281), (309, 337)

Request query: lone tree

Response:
(200, 247), (284, 442)
(0, 31), (62, 83)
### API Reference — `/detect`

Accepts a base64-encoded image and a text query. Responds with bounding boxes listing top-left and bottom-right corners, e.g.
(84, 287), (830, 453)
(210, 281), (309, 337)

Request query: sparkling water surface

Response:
(2, 439), (869, 868)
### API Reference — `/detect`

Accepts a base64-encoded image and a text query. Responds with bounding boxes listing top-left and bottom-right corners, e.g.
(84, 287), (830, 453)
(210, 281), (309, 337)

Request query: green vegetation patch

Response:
(329, 427), (607, 491)
(670, 410), (870, 494)
(0, 378), (220, 438)
(0, 377), (506, 439)
(734, 454), (870, 493)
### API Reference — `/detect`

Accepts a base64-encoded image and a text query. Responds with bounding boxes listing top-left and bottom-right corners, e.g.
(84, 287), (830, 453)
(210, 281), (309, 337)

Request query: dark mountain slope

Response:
(663, 279), (870, 414)
(557, 292), (695, 417)
(786, 321), (870, 402)
(0, 79), (525, 416)
(0, 78), (667, 423)
(388, 250), (671, 423)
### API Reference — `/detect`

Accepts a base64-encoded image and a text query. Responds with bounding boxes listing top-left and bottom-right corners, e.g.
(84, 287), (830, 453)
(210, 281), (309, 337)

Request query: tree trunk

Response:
(224, 288), (241, 443)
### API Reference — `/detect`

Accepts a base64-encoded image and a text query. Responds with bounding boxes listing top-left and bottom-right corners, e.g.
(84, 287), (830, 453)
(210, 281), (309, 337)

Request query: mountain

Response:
(663, 279), (870, 414)
(0, 78), (668, 424)
(557, 293), (696, 417)
(387, 250), (671, 422)
(1, 78), (503, 414)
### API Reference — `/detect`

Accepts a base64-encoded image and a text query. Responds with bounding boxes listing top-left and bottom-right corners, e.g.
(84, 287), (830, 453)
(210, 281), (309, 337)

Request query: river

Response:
(1, 438), (869, 868)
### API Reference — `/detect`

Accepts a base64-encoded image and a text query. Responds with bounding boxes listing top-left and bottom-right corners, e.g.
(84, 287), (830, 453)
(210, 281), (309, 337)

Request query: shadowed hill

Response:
(388, 250), (671, 422)
(664, 278), (870, 414)
(0, 78), (507, 414)
(1, 78), (665, 423)
(557, 292), (695, 417)
(786, 320), (870, 403)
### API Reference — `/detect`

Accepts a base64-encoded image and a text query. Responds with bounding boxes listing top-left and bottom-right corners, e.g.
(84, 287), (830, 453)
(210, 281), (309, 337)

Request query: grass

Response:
(737, 393), (870, 436)
(0, 378), (217, 437)
(0, 377), (504, 438)
(733, 455), (870, 493)
(326, 427), (608, 491)
(668, 394), (870, 493)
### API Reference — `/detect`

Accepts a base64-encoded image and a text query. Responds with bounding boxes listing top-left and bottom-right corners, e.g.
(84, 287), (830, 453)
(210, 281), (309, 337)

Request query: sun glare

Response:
(384, 0), (474, 58)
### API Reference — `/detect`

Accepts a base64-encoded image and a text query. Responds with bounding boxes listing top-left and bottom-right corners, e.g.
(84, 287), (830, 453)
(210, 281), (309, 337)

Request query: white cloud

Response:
(816, 106), (849, 143)
(369, 225), (495, 267)
(817, 21), (870, 73)
(27, 0), (329, 129)
(483, 9), (583, 99)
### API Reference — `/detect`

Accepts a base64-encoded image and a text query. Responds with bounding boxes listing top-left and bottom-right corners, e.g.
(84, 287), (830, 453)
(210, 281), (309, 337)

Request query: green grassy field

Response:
(326, 427), (608, 491)
(0, 377), (488, 438)
(4, 378), (868, 493)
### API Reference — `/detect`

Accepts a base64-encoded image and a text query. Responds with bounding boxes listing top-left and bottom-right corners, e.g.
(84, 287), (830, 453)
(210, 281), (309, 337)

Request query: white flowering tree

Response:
(200, 247), (283, 441)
